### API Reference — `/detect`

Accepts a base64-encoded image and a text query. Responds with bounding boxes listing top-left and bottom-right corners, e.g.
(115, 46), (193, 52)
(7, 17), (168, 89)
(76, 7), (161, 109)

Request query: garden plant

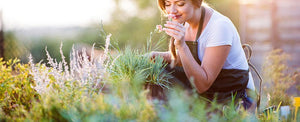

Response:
(0, 28), (299, 121)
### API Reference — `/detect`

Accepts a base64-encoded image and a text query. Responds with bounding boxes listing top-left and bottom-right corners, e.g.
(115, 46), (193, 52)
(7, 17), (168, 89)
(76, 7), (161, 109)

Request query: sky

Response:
(0, 0), (256, 30)
(0, 0), (127, 30)
(0, 0), (260, 30)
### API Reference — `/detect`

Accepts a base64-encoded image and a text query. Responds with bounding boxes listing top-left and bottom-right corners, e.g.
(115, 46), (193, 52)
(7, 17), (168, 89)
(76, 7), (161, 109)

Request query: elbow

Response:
(194, 81), (212, 94)
(192, 76), (214, 94)
(188, 67), (216, 94)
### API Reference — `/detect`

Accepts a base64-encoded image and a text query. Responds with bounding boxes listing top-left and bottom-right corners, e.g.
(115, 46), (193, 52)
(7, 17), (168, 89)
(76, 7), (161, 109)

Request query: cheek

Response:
(188, 7), (195, 16)
(182, 8), (193, 18)
(186, 11), (194, 19)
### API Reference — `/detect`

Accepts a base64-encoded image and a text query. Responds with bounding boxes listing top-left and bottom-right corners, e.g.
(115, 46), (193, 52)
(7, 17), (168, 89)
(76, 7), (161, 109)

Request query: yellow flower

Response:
(294, 97), (300, 107)
(294, 97), (300, 120)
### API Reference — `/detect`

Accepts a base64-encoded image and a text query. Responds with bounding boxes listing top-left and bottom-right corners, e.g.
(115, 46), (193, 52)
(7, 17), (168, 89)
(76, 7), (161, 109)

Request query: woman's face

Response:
(164, 0), (196, 23)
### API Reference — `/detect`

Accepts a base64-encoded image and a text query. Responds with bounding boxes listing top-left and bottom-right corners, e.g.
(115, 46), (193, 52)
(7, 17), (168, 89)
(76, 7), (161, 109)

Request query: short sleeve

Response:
(206, 20), (234, 47)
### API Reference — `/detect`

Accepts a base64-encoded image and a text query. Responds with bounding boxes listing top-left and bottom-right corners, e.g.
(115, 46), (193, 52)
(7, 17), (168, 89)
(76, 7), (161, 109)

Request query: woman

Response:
(151, 0), (255, 109)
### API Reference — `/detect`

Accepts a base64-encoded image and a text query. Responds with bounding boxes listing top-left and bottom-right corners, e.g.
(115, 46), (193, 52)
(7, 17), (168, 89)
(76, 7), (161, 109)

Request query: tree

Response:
(0, 10), (4, 60)
(102, 0), (162, 49)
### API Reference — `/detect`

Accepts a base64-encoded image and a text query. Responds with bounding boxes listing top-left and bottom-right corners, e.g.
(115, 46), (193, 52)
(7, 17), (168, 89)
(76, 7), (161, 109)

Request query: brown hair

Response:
(157, 0), (203, 14)
(169, 38), (176, 68)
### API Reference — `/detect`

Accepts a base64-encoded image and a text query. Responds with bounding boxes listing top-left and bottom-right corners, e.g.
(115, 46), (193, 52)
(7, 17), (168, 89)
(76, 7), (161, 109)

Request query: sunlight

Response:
(239, 0), (259, 5)
(0, 0), (115, 29)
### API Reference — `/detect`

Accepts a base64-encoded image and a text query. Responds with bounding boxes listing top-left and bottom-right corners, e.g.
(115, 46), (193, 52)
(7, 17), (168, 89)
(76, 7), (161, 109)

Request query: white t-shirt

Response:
(193, 9), (255, 90)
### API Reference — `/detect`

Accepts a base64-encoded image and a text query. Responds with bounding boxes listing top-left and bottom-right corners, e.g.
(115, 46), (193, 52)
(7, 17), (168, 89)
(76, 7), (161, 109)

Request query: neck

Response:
(187, 7), (203, 29)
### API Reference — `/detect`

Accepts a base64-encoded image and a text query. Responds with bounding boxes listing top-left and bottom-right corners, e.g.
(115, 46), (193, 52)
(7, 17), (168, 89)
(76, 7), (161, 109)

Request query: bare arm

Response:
(177, 44), (230, 93)
(163, 20), (230, 93)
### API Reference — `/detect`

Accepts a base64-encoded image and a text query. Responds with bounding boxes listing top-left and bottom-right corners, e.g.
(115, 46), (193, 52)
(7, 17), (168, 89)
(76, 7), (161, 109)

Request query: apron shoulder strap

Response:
(195, 7), (206, 42)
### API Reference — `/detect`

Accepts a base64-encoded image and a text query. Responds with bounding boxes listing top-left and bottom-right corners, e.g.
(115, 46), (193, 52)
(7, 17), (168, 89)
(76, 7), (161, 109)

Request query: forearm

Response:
(177, 44), (212, 93)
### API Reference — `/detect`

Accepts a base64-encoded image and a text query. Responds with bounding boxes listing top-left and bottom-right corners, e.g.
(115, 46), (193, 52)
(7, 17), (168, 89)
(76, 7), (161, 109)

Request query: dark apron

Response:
(166, 41), (249, 101)
(166, 8), (252, 108)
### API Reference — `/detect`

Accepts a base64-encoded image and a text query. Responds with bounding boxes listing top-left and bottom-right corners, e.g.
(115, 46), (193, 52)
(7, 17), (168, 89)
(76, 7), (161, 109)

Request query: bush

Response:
(262, 49), (297, 106)
(0, 58), (40, 119)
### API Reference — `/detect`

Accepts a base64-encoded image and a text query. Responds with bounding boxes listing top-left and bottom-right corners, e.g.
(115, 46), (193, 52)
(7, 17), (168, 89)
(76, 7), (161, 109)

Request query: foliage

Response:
(205, 0), (240, 29)
(3, 32), (28, 61)
(0, 33), (161, 121)
(108, 48), (171, 90)
(262, 49), (297, 106)
(0, 33), (299, 121)
(0, 58), (40, 118)
(28, 26), (106, 64)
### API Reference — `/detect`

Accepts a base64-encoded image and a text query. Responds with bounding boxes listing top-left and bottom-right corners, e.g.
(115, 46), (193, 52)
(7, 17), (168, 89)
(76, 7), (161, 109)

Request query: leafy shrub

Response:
(262, 49), (297, 106)
(0, 58), (39, 118)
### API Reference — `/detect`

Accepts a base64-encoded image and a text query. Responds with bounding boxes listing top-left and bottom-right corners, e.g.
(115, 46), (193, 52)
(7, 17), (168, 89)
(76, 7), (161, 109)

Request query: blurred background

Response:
(0, 0), (299, 75)
(0, 0), (243, 63)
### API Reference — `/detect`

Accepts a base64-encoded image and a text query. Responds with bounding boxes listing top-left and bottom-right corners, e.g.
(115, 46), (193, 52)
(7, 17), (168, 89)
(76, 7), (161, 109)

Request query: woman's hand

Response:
(163, 21), (186, 47)
(148, 51), (173, 64)
(148, 51), (159, 60)
(148, 51), (182, 66)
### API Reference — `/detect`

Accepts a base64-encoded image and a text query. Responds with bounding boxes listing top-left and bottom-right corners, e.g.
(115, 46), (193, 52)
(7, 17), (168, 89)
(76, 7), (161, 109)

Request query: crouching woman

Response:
(150, 0), (255, 109)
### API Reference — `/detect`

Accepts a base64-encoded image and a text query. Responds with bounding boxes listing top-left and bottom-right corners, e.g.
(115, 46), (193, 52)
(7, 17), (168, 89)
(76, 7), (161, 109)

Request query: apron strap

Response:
(195, 7), (206, 42)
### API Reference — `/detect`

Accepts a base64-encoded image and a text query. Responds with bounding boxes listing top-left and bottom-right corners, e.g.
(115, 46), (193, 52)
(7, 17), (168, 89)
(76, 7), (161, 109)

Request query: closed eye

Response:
(177, 1), (185, 6)
(165, 1), (171, 6)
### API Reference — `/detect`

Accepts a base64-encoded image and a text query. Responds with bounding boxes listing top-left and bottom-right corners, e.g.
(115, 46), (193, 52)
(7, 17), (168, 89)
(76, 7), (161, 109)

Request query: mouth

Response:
(168, 14), (182, 20)
(174, 15), (181, 19)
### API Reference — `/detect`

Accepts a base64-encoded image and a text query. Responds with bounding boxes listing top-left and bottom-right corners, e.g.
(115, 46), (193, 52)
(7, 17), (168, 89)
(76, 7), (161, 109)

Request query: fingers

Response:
(163, 28), (184, 40)
(166, 21), (184, 26)
(163, 21), (185, 37)
(164, 21), (184, 32)
(163, 21), (185, 41)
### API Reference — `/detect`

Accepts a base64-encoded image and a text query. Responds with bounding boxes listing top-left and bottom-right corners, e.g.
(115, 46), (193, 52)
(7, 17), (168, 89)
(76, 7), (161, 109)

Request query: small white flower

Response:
(155, 25), (163, 33)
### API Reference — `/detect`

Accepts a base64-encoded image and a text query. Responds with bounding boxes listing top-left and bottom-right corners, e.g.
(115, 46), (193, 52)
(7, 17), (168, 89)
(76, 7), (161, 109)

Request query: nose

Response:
(168, 5), (178, 14)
